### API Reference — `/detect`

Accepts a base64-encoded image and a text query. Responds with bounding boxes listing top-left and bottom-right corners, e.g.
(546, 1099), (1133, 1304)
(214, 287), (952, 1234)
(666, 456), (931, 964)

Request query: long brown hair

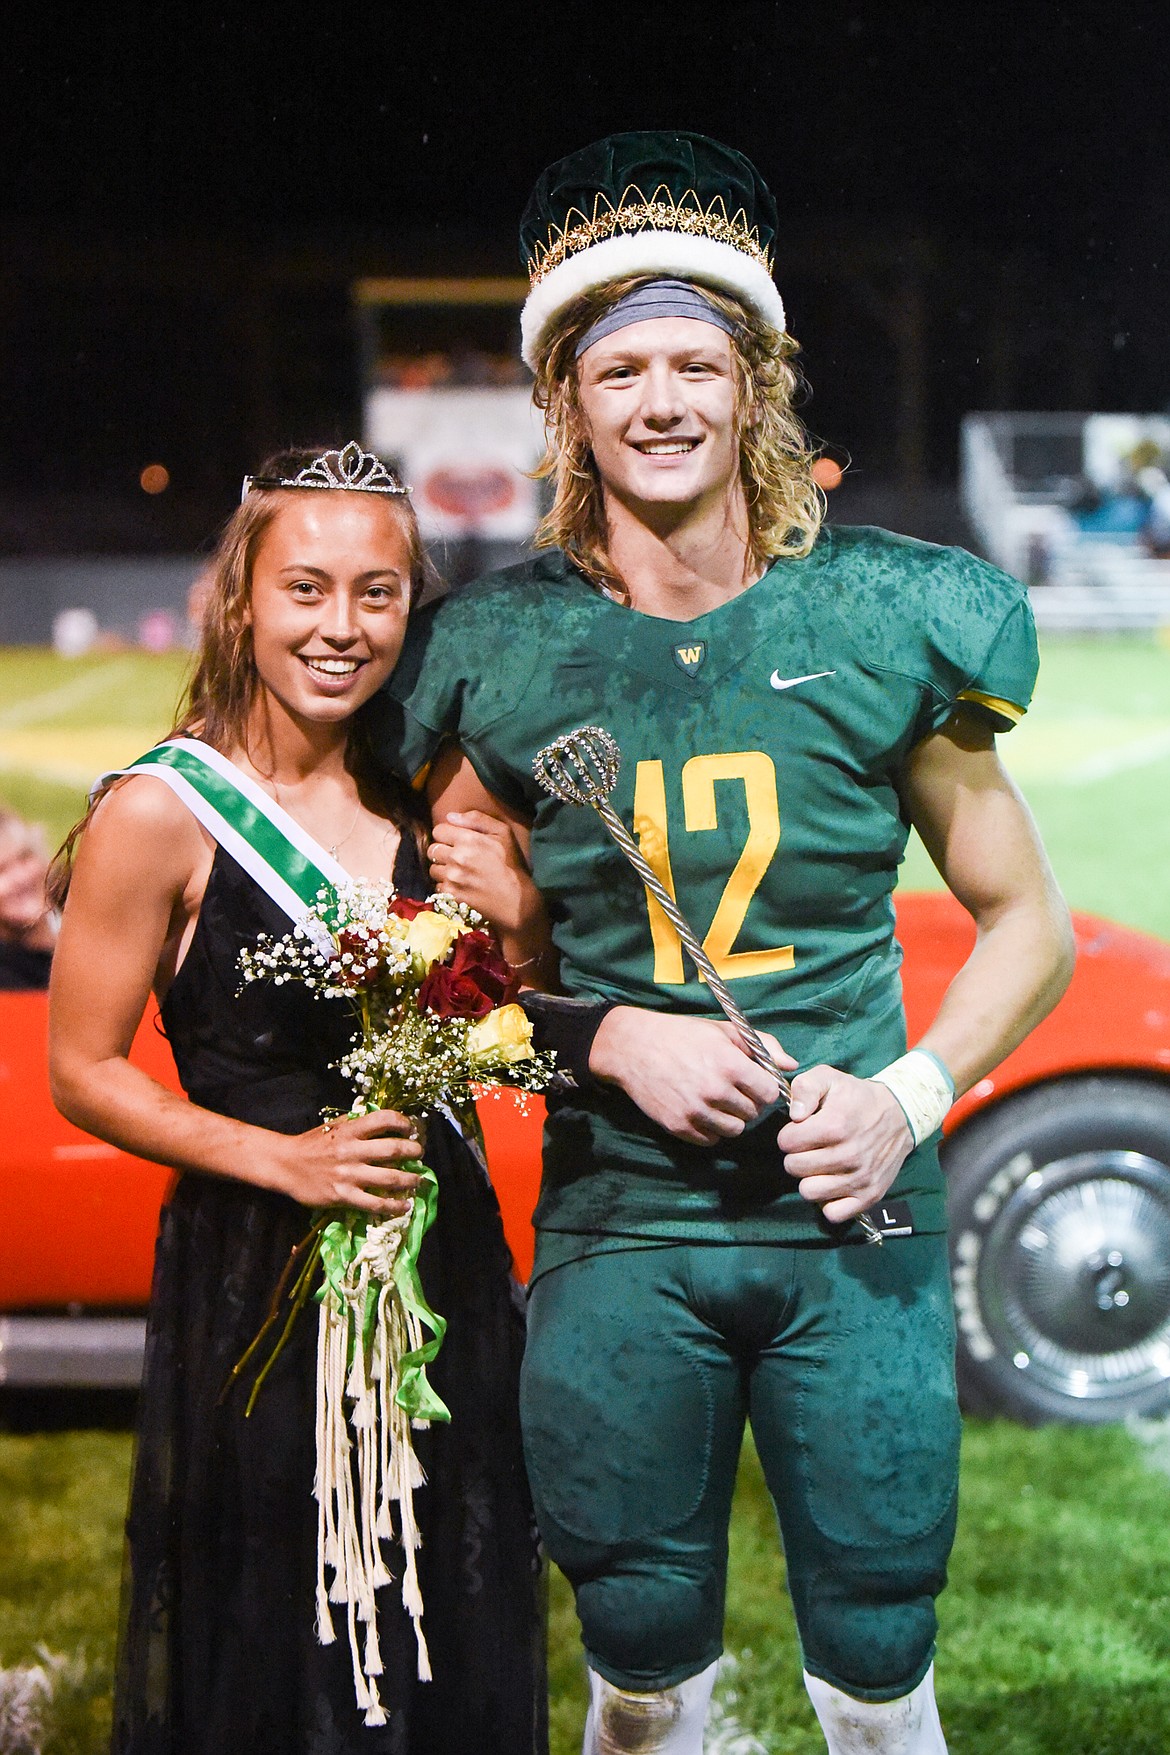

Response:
(49, 449), (437, 903)
(530, 277), (825, 593)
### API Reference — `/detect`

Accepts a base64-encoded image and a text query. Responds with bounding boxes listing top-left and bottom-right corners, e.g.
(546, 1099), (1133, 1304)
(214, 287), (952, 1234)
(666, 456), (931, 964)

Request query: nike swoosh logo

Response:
(769, 669), (836, 691)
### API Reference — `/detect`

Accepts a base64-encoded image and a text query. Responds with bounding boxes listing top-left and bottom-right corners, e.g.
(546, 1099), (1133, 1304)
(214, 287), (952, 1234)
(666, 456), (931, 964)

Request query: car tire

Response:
(944, 1075), (1170, 1424)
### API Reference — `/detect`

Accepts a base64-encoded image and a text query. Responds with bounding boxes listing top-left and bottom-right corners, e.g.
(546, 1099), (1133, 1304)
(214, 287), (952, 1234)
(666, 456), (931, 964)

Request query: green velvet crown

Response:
(519, 130), (778, 279)
(517, 131), (785, 367)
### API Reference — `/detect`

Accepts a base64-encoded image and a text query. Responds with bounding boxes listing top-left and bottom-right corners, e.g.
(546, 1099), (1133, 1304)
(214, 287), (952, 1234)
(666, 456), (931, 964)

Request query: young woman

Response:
(49, 446), (548, 1755)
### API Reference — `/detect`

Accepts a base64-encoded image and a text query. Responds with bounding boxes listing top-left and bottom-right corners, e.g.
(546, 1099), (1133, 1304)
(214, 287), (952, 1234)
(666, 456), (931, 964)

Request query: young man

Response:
(370, 132), (1074, 1755)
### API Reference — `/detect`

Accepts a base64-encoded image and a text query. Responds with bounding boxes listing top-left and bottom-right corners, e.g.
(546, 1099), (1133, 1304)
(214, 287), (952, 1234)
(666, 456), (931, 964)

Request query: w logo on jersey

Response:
(673, 641), (706, 676)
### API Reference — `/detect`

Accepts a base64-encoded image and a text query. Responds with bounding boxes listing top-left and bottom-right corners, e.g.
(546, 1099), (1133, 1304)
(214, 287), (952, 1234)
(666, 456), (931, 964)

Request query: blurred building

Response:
(2, 218), (1160, 641)
(963, 412), (1170, 629)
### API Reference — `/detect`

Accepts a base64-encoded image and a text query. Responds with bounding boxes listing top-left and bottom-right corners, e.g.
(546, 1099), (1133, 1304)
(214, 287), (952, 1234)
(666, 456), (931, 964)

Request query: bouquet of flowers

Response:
(231, 882), (553, 1725)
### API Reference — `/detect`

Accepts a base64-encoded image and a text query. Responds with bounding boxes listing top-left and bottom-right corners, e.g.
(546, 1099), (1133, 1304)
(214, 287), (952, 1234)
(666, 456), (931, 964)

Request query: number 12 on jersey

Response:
(632, 751), (795, 986)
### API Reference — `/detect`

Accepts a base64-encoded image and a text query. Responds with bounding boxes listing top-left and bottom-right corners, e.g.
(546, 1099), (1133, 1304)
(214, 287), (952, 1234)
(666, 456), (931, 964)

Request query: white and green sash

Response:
(106, 738), (348, 938)
(106, 738), (487, 1174)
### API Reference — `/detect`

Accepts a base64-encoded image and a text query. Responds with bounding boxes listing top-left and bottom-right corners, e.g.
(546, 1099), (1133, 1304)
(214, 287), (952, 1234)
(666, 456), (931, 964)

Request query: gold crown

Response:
(527, 184), (773, 287)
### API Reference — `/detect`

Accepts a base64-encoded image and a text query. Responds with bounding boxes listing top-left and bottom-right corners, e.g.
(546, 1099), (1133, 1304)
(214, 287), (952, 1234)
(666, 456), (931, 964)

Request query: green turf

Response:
(0, 648), (191, 728)
(0, 1429), (131, 1753)
(4, 635), (1169, 935)
(2, 1421), (1167, 1755)
(0, 649), (190, 851)
(899, 631), (1170, 939)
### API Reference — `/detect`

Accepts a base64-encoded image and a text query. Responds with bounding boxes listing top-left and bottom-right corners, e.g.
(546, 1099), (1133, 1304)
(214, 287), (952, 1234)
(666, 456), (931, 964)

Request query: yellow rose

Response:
(466, 1003), (535, 1066)
(405, 909), (464, 969)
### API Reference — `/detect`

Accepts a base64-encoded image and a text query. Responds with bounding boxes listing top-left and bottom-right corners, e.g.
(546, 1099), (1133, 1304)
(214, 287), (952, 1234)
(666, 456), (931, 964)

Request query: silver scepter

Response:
(535, 725), (790, 1093)
(533, 725), (884, 1247)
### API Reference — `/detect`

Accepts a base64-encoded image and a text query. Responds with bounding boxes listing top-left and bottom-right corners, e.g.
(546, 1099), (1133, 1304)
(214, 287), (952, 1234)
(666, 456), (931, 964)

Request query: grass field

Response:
(2, 633), (1170, 1752)
(899, 633), (1170, 939)
(2, 1422), (1169, 1754)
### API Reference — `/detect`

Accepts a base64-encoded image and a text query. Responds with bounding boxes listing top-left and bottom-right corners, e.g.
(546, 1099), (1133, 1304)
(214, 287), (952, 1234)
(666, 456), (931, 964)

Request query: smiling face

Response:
(245, 493), (413, 729)
(575, 315), (742, 521)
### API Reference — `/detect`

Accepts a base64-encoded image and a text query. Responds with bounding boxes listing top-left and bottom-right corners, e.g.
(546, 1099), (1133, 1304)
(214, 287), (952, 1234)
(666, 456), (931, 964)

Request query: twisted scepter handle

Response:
(534, 726), (791, 1096)
(532, 726), (884, 1247)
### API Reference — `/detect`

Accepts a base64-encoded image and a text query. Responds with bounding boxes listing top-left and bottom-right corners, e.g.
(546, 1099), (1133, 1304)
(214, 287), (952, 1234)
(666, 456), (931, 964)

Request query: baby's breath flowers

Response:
(238, 881), (552, 1111)
(230, 880), (554, 1723)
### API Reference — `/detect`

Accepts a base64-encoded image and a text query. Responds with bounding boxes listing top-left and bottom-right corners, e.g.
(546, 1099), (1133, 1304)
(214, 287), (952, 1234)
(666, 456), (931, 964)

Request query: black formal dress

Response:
(112, 837), (546, 1755)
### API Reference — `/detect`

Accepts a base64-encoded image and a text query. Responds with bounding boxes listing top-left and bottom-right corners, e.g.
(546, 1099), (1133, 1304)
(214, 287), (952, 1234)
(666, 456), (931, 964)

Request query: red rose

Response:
(388, 895), (429, 921)
(417, 929), (519, 1021)
(448, 929), (519, 1006)
(417, 963), (494, 1020)
(334, 926), (381, 989)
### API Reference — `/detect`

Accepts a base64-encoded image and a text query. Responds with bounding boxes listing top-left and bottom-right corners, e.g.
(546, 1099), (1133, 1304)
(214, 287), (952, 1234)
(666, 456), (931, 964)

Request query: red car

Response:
(3, 890), (1170, 1425)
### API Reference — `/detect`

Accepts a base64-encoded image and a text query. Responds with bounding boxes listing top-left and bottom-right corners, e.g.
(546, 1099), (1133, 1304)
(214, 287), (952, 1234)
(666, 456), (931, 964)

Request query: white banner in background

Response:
(366, 387), (545, 542)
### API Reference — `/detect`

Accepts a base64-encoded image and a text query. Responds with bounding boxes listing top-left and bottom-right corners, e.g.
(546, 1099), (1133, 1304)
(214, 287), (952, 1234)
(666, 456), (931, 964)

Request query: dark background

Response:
(4, 3), (1167, 555)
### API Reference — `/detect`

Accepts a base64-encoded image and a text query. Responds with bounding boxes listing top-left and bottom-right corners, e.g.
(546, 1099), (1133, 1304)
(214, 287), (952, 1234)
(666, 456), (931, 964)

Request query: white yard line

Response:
(0, 751), (101, 788)
(1129, 1414), (1170, 1480)
(708, 1655), (770, 1754)
(1062, 727), (1170, 784)
(0, 658), (140, 730)
(707, 1704), (769, 1754)
(0, 1660), (52, 1753)
(0, 1648), (83, 1754)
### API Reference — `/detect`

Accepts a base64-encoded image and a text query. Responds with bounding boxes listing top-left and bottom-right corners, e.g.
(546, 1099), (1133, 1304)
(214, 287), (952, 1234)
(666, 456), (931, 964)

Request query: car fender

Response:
(3, 891), (1169, 1307)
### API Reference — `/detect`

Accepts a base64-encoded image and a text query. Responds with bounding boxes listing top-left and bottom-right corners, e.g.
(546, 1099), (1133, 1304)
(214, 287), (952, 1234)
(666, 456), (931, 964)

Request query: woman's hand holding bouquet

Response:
(268, 1109), (424, 1215)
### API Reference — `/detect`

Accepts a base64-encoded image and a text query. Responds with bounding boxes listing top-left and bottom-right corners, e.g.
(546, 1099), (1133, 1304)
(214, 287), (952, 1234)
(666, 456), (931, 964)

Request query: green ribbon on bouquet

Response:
(316, 1163), (451, 1424)
(389, 1167), (450, 1422)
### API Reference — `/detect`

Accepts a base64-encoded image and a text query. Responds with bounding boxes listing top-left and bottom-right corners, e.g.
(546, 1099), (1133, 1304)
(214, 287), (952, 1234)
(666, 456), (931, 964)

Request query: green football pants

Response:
(520, 1236), (960, 1701)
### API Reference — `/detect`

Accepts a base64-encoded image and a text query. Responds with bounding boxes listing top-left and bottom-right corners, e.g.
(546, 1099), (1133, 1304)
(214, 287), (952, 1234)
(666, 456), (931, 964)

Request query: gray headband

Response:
(574, 278), (738, 358)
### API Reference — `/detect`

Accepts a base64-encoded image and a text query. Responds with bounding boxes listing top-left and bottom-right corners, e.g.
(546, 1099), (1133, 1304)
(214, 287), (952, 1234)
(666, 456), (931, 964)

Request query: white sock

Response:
(583, 1660), (718, 1755)
(804, 1665), (947, 1755)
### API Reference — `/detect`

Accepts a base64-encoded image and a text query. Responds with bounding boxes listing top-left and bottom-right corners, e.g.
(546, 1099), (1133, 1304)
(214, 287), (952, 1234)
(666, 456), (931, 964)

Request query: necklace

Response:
(324, 796), (362, 860)
(268, 776), (363, 860)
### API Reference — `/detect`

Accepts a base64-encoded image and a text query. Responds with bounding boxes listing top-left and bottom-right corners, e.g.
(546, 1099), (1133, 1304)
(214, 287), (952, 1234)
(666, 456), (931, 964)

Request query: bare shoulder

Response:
(91, 770), (199, 831)
(76, 772), (209, 893)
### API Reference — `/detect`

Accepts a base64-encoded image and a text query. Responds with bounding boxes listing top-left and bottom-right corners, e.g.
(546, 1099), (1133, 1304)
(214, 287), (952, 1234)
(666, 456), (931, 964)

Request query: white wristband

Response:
(870, 1049), (954, 1148)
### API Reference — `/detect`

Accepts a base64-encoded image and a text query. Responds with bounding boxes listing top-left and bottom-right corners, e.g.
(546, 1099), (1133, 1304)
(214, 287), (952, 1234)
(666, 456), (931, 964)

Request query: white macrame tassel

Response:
(313, 1210), (435, 1724)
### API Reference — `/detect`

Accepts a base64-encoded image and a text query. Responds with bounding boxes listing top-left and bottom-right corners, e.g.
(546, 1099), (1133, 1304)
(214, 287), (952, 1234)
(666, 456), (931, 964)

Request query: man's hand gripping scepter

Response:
(533, 725), (884, 1246)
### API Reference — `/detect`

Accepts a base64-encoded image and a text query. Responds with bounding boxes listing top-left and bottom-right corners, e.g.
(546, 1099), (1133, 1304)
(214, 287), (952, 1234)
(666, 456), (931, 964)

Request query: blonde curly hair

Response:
(530, 277), (824, 593)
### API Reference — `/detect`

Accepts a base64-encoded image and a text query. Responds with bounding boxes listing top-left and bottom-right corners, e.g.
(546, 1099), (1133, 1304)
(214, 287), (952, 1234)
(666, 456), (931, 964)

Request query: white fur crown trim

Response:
(520, 231), (786, 367)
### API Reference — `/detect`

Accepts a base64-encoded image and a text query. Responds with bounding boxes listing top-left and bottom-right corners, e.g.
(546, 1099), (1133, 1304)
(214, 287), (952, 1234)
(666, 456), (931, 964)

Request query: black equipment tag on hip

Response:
(872, 1200), (915, 1239)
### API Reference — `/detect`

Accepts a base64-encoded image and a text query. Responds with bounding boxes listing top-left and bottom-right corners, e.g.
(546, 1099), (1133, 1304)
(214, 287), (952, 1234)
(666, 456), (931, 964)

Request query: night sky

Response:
(5, 3), (1168, 549)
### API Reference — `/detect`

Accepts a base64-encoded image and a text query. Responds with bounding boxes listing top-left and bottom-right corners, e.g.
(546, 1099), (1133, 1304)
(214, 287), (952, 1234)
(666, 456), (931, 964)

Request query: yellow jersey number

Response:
(631, 751), (795, 985)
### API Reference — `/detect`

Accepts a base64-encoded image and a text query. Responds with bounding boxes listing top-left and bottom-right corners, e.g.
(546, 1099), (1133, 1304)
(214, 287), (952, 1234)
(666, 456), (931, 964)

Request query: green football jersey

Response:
(369, 526), (1038, 1252)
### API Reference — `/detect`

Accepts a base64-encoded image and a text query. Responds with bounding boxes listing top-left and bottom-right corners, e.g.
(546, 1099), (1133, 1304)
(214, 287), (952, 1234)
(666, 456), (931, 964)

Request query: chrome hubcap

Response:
(979, 1150), (1170, 1402)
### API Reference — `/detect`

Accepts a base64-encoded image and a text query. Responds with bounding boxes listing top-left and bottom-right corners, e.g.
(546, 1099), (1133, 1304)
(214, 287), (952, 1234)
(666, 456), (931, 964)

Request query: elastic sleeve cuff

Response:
(517, 993), (618, 1091)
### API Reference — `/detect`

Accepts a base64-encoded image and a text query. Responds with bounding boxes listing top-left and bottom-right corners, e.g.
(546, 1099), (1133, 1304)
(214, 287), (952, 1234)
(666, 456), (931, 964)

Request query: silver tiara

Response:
(241, 441), (410, 502)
